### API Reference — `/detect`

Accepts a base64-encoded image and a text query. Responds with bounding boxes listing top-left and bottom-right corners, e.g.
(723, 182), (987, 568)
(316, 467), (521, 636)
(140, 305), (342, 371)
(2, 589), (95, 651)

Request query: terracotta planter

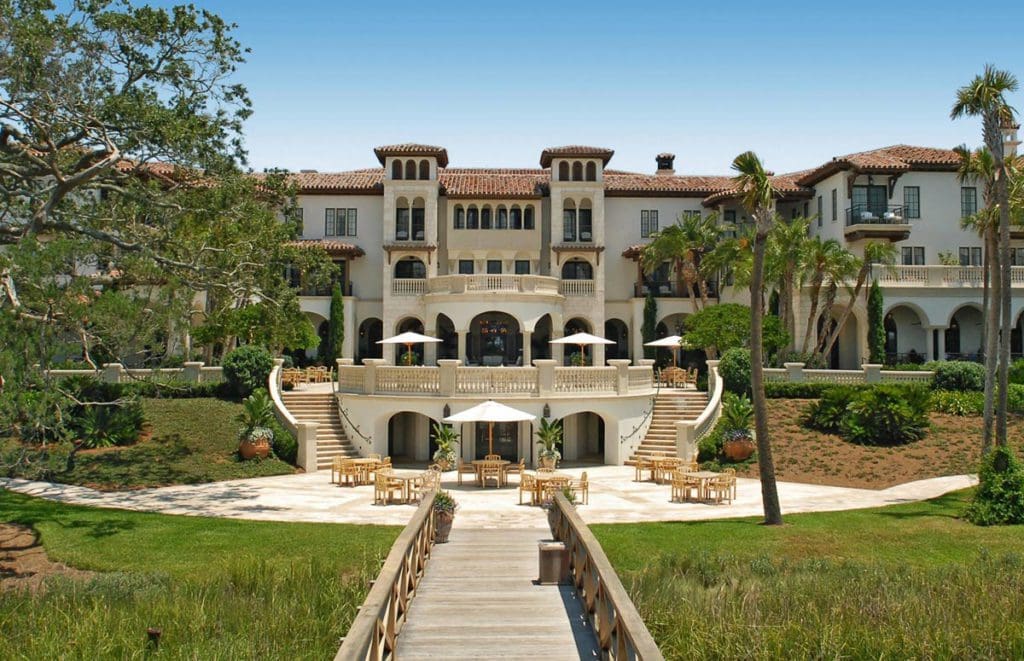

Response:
(239, 438), (270, 460)
(723, 436), (755, 462)
(434, 511), (454, 543)
(539, 455), (558, 470)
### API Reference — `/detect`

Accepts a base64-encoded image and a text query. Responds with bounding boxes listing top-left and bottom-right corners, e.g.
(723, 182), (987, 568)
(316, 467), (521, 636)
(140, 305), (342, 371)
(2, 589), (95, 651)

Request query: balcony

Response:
(299, 281), (353, 297)
(844, 204), (912, 241)
(873, 264), (1024, 287)
(559, 279), (595, 297)
(392, 278), (428, 296)
(426, 274), (565, 296)
(633, 281), (719, 299)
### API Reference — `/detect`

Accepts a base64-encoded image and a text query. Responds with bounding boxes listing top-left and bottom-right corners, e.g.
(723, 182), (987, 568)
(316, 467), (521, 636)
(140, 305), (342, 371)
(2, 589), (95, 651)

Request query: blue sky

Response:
(185, 0), (1024, 175)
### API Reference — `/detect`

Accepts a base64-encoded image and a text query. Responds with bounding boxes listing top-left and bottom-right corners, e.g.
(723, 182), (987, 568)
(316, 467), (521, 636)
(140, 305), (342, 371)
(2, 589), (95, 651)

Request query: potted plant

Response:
(535, 417), (563, 469)
(237, 388), (274, 460)
(720, 392), (755, 462)
(431, 422), (460, 470)
(433, 490), (457, 543)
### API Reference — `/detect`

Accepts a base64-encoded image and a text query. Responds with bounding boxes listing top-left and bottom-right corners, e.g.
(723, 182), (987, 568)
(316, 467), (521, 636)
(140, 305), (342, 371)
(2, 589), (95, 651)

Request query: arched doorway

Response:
(885, 306), (927, 364)
(561, 412), (605, 464)
(604, 319), (629, 360)
(531, 314), (552, 361)
(468, 311), (520, 366)
(387, 412), (438, 464)
(357, 318), (383, 362)
(436, 313), (457, 360)
(394, 317), (425, 364)
(563, 317), (592, 365)
(946, 306), (983, 361)
(472, 421), (520, 461)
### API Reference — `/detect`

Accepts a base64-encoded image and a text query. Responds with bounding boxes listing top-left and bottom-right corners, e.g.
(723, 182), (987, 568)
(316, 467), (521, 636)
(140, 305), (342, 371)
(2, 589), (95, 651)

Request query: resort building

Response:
(271, 133), (1023, 468)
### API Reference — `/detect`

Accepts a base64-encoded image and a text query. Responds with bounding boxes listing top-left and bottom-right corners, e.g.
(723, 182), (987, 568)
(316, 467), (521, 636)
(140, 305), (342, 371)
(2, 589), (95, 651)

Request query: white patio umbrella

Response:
(377, 331), (441, 365)
(443, 400), (536, 456)
(550, 331), (615, 365)
(644, 334), (689, 367)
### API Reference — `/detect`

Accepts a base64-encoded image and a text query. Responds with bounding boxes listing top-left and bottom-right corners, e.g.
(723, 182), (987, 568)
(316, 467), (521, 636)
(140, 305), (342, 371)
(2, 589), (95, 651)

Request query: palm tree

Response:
(731, 150), (783, 526)
(640, 212), (719, 311)
(817, 241), (897, 364)
(955, 144), (999, 452)
(766, 216), (811, 348)
(703, 225), (754, 291)
(800, 238), (857, 355)
(952, 65), (1019, 448)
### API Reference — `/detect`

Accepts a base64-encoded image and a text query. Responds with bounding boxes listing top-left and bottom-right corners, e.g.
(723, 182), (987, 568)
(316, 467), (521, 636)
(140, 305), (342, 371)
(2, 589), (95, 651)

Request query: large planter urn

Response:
(434, 511), (454, 543)
(239, 438), (270, 460)
(539, 455), (557, 470)
(722, 435), (755, 462)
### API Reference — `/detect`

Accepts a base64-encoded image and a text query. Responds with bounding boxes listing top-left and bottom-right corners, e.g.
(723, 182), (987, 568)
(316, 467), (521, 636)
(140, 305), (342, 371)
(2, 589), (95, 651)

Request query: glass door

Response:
(475, 422), (518, 460)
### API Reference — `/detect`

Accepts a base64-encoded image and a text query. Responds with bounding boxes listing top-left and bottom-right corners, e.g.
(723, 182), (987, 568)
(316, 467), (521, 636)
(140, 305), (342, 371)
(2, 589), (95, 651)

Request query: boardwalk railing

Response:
(335, 492), (436, 661)
(550, 493), (664, 661)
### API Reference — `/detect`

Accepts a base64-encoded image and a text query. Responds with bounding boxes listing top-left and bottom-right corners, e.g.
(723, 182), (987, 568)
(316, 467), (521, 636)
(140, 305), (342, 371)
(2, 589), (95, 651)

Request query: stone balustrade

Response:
(42, 362), (224, 384)
(764, 362), (933, 384)
(874, 264), (1024, 287)
(426, 273), (561, 295)
(335, 358), (653, 397)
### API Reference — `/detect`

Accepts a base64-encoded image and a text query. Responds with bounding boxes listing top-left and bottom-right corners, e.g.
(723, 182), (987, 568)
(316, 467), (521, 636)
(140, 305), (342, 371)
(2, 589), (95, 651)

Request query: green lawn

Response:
(594, 491), (1024, 660)
(0, 490), (399, 659)
(58, 397), (295, 489)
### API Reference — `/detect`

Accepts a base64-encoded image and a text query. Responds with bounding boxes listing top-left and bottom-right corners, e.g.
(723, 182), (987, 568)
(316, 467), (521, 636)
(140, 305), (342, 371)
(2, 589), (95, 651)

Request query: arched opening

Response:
(418, 159), (430, 180)
(946, 305), (983, 361)
(510, 205), (523, 230)
(562, 198), (578, 242)
(524, 205), (535, 230)
(411, 197), (425, 240)
(585, 161), (597, 181)
(387, 412), (438, 464)
(357, 318), (383, 362)
(496, 204), (508, 229)
(394, 317), (425, 364)
(481, 204), (493, 230)
(558, 161), (570, 181)
(436, 313), (457, 360)
(561, 258), (593, 280)
(532, 314), (553, 361)
(885, 306), (927, 364)
(453, 204), (465, 229)
(467, 204), (479, 229)
(404, 159), (416, 180)
(578, 198), (593, 241)
(604, 319), (629, 360)
(819, 310), (860, 369)
(391, 160), (402, 180)
(560, 412), (605, 464)
(563, 317), (592, 365)
(468, 311), (520, 366)
(394, 256), (426, 279)
(394, 196), (410, 241)
(572, 161), (583, 181)
(469, 420), (522, 461)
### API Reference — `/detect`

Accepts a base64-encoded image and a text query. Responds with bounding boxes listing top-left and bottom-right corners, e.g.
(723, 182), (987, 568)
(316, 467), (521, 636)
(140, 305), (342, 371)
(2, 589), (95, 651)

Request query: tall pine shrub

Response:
(642, 293), (658, 360)
(325, 283), (345, 364)
(867, 279), (885, 364)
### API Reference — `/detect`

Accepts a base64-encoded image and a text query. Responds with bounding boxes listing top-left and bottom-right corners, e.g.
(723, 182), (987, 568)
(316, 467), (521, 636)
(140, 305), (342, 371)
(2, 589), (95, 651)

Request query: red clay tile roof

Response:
(285, 239), (365, 257)
(373, 144), (449, 167)
(795, 145), (961, 187)
(604, 170), (734, 197)
(539, 145), (614, 167)
(289, 169), (385, 194)
(440, 168), (547, 198)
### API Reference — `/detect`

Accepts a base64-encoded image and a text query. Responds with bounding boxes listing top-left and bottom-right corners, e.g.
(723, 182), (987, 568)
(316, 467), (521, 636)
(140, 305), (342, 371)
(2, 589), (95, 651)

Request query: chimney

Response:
(1002, 120), (1021, 158)
(656, 153), (675, 175)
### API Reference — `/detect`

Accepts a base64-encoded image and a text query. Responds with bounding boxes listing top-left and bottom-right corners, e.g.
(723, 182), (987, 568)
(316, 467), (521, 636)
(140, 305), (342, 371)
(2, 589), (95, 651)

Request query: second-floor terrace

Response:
(844, 204), (911, 241)
(391, 274), (596, 298)
(873, 264), (1024, 287)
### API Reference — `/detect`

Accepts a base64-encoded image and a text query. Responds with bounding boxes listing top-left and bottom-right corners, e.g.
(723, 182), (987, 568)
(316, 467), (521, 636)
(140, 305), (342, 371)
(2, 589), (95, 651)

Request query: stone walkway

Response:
(0, 467), (977, 527)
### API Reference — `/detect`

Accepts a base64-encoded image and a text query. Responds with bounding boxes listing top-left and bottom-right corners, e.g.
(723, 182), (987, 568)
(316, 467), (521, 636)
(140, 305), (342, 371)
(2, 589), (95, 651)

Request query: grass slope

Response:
(0, 491), (399, 659)
(62, 397), (295, 489)
(595, 490), (1024, 659)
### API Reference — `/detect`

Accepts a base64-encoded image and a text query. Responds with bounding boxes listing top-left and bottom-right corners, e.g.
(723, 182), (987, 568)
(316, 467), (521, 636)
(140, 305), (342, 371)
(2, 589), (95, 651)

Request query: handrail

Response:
(619, 374), (660, 445)
(550, 492), (664, 660)
(335, 490), (437, 661)
(268, 364), (298, 433)
(690, 364), (723, 444)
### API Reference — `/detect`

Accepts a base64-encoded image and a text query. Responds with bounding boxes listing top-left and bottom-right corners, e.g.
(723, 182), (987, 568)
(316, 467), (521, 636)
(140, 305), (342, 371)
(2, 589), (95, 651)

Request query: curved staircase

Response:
(280, 391), (359, 470)
(627, 389), (709, 463)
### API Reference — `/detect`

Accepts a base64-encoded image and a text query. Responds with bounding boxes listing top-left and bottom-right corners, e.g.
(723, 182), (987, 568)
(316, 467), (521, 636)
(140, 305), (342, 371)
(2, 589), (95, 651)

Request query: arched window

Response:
(572, 161), (583, 181)
(510, 206), (522, 230)
(884, 313), (897, 360)
(404, 159), (416, 180)
(394, 197), (410, 241)
(418, 159), (430, 180)
(394, 257), (426, 279)
(524, 206), (535, 230)
(411, 197), (425, 240)
(561, 259), (593, 280)
(454, 205), (465, 229)
(585, 162), (597, 181)
(562, 199), (577, 242)
(467, 205), (479, 229)
(481, 205), (493, 230)
(496, 205), (508, 229)
(558, 161), (570, 181)
(578, 198), (593, 242)
(391, 160), (402, 180)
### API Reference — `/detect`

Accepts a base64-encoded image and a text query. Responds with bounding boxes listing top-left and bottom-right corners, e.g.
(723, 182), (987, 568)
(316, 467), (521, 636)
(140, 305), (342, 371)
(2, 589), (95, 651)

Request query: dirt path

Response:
(0, 523), (93, 592)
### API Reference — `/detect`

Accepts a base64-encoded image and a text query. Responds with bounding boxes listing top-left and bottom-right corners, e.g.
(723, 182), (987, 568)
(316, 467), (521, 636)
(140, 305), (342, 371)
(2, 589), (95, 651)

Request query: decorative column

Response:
(705, 359), (719, 392)
(424, 326), (438, 365)
(362, 358), (385, 394)
(551, 330), (564, 364)
(533, 359), (556, 397)
(456, 330), (467, 364)
(521, 330), (532, 366)
(924, 329), (934, 363)
(784, 362), (805, 383)
(936, 328), (946, 361)
(592, 343), (606, 366)
(438, 359), (461, 397)
(608, 359), (631, 394)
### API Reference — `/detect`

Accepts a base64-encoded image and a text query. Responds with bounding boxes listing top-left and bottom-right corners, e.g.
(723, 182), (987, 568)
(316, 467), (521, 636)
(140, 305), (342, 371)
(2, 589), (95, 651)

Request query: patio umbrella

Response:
(443, 400), (536, 456)
(644, 335), (689, 367)
(550, 331), (614, 365)
(377, 331), (441, 365)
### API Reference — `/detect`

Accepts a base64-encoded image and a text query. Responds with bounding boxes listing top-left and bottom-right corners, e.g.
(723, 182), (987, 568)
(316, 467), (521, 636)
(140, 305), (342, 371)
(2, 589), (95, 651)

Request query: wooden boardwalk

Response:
(395, 519), (600, 660)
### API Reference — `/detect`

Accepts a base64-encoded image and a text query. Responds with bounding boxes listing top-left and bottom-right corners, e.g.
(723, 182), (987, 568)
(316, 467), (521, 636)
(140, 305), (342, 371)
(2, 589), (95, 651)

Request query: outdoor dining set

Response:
(280, 366), (333, 386)
(633, 453), (737, 504)
(330, 455), (442, 505)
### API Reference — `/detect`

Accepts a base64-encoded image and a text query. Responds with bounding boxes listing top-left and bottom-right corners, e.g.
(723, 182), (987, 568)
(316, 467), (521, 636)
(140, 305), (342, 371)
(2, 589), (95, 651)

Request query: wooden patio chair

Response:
(504, 459), (526, 484)
(670, 470), (701, 502)
(330, 456), (343, 484)
(708, 475), (733, 504)
(368, 453), (382, 462)
(570, 471), (589, 505)
(633, 456), (651, 482)
(721, 467), (737, 500)
(338, 460), (360, 487)
(484, 453), (502, 461)
(456, 458), (476, 486)
(479, 462), (502, 488)
(519, 473), (537, 505)
(373, 470), (403, 505)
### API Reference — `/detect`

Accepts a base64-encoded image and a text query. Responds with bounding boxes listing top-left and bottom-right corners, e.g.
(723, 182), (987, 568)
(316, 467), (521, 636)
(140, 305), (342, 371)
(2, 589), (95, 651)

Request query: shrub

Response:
(718, 348), (751, 395)
(803, 386), (859, 433)
(1009, 384), (1024, 414)
(697, 421), (724, 463)
(72, 400), (145, 448)
(222, 345), (274, 397)
(839, 385), (930, 446)
(933, 361), (985, 392)
(1010, 359), (1024, 386)
(964, 447), (1024, 526)
(765, 382), (836, 399)
(720, 392), (753, 434)
(931, 390), (984, 416)
(269, 419), (297, 464)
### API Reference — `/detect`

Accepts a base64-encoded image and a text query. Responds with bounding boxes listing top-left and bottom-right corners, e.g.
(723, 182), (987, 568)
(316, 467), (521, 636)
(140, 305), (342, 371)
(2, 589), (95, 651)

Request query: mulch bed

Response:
(0, 523), (94, 593)
(734, 399), (1024, 490)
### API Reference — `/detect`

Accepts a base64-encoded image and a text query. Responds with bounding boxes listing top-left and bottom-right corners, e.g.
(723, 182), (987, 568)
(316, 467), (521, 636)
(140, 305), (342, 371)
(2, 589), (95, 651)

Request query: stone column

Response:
(784, 362), (805, 383)
(863, 363), (883, 384)
(183, 361), (203, 384)
(924, 329), (934, 362)
(533, 359), (557, 397)
(551, 330), (564, 364)
(521, 330), (532, 366)
(438, 359), (461, 397)
(457, 330), (467, 364)
(295, 422), (319, 472)
(608, 359), (631, 394)
(362, 358), (385, 394)
(424, 327), (438, 365)
(592, 343), (606, 366)
(936, 328), (946, 361)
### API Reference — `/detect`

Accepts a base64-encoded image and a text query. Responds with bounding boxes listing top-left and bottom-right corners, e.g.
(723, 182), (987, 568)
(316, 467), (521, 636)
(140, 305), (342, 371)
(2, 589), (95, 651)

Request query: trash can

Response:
(538, 541), (569, 585)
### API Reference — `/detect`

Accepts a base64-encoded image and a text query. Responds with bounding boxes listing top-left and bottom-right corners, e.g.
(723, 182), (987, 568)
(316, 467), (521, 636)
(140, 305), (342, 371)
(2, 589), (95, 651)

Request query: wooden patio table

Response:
(349, 458), (382, 485)
(682, 470), (721, 500)
(652, 457), (684, 484)
(471, 459), (510, 487)
(383, 471), (424, 504)
(532, 471), (571, 503)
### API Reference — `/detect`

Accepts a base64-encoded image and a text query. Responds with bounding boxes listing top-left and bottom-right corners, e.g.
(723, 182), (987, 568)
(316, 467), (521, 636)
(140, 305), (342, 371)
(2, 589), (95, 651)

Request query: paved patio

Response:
(0, 467), (976, 527)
